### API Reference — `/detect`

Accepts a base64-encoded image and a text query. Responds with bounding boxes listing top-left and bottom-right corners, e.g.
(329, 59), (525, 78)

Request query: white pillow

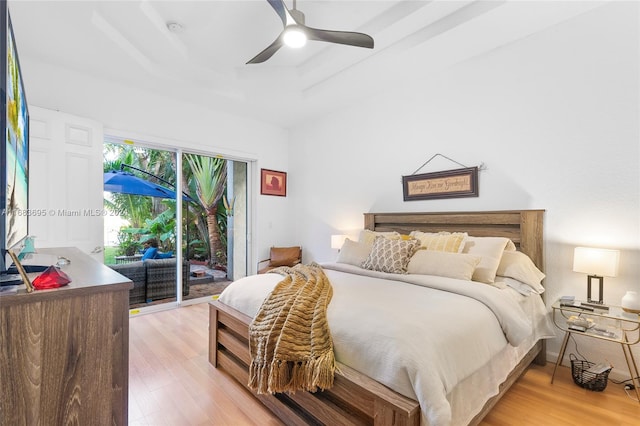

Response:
(358, 229), (401, 245)
(461, 236), (510, 284)
(336, 238), (372, 267)
(495, 276), (539, 296)
(407, 250), (481, 281)
(496, 250), (545, 293)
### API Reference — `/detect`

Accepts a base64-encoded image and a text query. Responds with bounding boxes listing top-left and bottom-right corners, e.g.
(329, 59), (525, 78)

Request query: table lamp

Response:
(331, 235), (348, 251)
(573, 246), (620, 306)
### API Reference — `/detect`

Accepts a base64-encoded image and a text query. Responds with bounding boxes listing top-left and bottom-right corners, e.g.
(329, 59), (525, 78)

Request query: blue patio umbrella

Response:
(104, 168), (195, 259)
(103, 170), (191, 201)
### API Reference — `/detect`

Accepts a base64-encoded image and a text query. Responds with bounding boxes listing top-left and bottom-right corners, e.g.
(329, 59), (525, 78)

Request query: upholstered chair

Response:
(257, 246), (302, 274)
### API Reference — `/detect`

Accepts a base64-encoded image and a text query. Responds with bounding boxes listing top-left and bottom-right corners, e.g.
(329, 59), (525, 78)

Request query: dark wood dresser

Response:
(0, 247), (132, 425)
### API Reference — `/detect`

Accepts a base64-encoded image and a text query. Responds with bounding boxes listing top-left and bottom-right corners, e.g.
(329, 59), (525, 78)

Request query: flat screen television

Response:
(1, 1), (30, 283)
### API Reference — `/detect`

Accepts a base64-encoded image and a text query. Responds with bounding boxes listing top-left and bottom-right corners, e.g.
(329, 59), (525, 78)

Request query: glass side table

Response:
(551, 300), (640, 402)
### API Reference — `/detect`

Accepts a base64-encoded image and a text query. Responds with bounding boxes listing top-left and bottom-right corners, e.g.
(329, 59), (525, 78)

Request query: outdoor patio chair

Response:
(109, 258), (189, 304)
(109, 261), (146, 304)
(144, 258), (190, 301)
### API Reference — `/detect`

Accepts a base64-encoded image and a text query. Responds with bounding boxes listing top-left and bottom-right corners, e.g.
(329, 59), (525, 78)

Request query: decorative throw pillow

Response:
(156, 251), (174, 259)
(142, 247), (158, 260)
(496, 250), (545, 293)
(407, 250), (481, 281)
(362, 236), (420, 274)
(336, 238), (372, 267)
(358, 230), (401, 245)
(411, 231), (467, 253)
(461, 236), (510, 284)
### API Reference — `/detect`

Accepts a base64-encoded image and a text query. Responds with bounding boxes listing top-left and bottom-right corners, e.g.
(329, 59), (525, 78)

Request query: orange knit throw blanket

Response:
(248, 263), (335, 394)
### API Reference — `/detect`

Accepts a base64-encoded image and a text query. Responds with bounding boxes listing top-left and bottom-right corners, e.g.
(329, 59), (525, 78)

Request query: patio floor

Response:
(128, 264), (232, 309)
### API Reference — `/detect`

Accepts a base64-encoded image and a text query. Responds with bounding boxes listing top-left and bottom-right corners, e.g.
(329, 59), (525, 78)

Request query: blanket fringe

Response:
(249, 351), (336, 394)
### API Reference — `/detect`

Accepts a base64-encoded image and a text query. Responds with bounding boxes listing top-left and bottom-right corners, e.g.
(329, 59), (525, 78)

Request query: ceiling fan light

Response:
(283, 27), (307, 48)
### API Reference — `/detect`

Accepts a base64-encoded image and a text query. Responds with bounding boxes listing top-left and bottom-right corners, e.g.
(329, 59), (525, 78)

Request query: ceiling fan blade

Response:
(266, 0), (288, 26)
(247, 35), (284, 64)
(305, 27), (374, 49)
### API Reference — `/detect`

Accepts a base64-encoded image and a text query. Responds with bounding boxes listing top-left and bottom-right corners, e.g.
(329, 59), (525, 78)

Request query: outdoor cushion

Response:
(142, 247), (158, 260)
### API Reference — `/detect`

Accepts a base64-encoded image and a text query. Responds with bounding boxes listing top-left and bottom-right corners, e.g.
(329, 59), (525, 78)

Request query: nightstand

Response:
(551, 300), (640, 402)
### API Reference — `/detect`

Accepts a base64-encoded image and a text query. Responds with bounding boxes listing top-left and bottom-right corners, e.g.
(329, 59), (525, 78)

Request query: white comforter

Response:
(218, 262), (554, 426)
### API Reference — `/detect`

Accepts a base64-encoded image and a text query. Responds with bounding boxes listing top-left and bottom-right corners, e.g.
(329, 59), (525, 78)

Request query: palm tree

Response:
(185, 154), (227, 266)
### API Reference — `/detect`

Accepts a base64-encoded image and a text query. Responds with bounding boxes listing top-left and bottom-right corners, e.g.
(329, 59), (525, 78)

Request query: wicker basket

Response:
(570, 355), (611, 392)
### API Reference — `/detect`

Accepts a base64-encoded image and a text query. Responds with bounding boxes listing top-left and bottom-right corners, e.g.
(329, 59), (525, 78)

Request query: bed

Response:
(208, 210), (555, 426)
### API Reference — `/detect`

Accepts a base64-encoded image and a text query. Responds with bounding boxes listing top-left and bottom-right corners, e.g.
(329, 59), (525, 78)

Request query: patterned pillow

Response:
(362, 236), (420, 274)
(411, 231), (467, 253)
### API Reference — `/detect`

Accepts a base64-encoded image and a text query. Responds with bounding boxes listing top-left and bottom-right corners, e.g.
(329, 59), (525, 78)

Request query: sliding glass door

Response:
(102, 139), (248, 310)
(181, 153), (247, 302)
(103, 143), (180, 309)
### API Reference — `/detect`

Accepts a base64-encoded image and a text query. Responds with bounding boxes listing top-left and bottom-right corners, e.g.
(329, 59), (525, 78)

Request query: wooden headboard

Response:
(363, 210), (545, 272)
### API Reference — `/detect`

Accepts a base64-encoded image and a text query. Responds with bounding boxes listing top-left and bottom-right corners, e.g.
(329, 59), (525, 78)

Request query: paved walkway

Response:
(189, 264), (228, 283)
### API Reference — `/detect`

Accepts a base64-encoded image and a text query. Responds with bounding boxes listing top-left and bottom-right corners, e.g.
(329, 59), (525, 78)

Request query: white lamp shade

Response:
(573, 247), (620, 277)
(331, 234), (348, 250)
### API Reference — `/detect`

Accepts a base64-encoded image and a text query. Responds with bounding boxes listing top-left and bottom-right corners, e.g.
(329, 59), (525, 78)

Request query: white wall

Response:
(21, 58), (295, 269)
(289, 2), (639, 373)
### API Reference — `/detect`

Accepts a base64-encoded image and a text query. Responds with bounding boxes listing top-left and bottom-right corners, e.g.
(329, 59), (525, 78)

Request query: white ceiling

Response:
(8, 0), (607, 128)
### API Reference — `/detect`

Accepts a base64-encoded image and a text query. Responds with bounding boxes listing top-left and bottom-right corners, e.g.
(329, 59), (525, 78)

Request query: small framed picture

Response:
(261, 169), (287, 197)
(7, 249), (34, 292)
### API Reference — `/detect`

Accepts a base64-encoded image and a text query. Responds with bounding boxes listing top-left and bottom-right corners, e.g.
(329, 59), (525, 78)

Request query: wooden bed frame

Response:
(209, 210), (545, 426)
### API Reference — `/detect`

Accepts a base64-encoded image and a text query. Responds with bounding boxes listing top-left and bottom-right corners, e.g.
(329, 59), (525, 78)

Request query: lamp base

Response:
(586, 275), (604, 305)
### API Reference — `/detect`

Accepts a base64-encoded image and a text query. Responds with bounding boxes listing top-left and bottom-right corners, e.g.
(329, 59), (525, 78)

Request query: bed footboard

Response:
(209, 300), (421, 426)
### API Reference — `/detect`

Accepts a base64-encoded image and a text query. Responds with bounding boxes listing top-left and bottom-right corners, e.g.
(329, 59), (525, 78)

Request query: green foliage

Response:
(102, 246), (118, 265)
(184, 155), (227, 210)
(184, 154), (228, 265)
(104, 144), (229, 266)
(187, 239), (209, 261)
(126, 202), (177, 251)
(144, 207), (176, 250)
(117, 230), (141, 256)
(104, 194), (152, 229)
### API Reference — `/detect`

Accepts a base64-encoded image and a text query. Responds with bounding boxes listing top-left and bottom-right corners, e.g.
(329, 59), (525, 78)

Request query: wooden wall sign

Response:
(402, 167), (478, 201)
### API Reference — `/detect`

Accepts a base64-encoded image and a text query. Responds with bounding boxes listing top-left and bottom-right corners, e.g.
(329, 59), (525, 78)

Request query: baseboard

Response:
(546, 350), (632, 383)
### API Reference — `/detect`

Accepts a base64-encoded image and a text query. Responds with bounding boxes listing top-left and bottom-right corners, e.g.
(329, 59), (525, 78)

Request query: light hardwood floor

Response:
(129, 303), (640, 425)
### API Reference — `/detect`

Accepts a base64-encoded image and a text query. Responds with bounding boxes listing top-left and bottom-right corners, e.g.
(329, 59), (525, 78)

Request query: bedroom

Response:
(2, 0), (639, 424)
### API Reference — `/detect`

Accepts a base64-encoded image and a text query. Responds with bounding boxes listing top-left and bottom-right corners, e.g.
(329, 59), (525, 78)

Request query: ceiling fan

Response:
(247, 0), (375, 64)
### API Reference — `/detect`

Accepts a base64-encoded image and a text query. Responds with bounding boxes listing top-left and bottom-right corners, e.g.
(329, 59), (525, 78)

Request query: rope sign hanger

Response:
(410, 153), (486, 176)
(402, 153), (482, 201)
